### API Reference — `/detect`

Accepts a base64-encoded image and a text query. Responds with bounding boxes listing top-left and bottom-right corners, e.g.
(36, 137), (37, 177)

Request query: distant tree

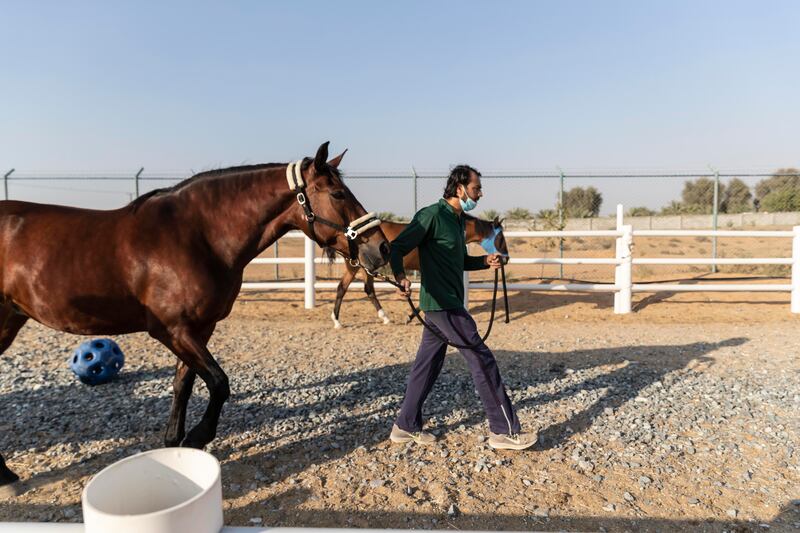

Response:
(755, 168), (800, 208)
(481, 209), (500, 221)
(724, 178), (753, 213)
(505, 207), (533, 220)
(753, 168), (800, 212)
(563, 186), (602, 217)
(679, 177), (726, 214)
(761, 188), (800, 212)
(626, 206), (656, 217)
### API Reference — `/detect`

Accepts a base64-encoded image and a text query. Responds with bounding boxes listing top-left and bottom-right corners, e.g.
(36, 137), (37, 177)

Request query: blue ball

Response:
(69, 338), (124, 386)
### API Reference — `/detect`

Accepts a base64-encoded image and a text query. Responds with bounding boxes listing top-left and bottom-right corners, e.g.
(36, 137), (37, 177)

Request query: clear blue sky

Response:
(1, 1), (798, 215)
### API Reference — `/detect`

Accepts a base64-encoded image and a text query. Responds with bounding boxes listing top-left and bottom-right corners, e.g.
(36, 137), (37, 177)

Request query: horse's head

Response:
(287, 142), (389, 272)
(467, 215), (509, 259)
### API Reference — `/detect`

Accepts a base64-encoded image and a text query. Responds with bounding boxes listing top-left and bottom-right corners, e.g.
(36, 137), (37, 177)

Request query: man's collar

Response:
(439, 198), (461, 217)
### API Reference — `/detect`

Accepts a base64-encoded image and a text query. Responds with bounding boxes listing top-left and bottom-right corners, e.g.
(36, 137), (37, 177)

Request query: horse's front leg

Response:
(157, 326), (229, 449)
(164, 360), (196, 447)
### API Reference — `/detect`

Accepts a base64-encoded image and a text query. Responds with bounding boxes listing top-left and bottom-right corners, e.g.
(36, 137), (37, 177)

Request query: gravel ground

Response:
(0, 290), (799, 532)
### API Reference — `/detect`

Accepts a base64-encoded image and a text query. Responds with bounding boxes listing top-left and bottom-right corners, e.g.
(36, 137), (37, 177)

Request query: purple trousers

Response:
(395, 307), (521, 435)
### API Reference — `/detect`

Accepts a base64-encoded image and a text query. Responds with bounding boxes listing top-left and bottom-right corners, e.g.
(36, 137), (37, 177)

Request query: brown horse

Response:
(0, 142), (389, 498)
(329, 215), (508, 328)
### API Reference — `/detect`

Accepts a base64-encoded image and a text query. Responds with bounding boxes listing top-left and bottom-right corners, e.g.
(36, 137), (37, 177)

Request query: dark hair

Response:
(443, 165), (481, 198)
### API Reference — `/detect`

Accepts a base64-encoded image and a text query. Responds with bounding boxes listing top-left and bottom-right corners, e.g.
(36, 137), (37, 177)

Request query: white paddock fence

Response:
(242, 206), (800, 314)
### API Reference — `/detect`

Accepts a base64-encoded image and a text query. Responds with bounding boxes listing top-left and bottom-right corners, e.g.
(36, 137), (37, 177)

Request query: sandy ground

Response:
(1, 286), (799, 532)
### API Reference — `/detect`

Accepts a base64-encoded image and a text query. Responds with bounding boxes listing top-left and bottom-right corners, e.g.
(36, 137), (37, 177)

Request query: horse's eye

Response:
(331, 190), (346, 200)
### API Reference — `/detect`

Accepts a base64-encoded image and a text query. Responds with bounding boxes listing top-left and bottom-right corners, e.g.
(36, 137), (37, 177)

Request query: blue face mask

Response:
(459, 190), (477, 211)
(480, 225), (508, 256)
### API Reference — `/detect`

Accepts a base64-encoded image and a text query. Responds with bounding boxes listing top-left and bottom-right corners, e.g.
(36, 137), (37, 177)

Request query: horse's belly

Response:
(16, 292), (147, 335)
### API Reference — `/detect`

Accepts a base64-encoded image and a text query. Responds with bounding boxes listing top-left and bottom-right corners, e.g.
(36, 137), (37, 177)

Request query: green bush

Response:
(626, 206), (656, 216)
(504, 207), (533, 220)
(481, 209), (500, 221)
(761, 188), (800, 212)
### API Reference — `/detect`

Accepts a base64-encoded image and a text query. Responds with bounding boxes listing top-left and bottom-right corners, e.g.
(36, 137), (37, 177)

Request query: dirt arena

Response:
(1, 232), (799, 532)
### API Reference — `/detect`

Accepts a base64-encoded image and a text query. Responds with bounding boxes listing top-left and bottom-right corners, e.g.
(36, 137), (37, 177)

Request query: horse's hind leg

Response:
(364, 274), (390, 324)
(331, 265), (357, 329)
(0, 309), (29, 497)
(164, 360), (196, 447)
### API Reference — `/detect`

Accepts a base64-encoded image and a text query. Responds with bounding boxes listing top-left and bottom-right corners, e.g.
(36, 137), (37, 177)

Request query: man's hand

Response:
(395, 274), (412, 298)
(485, 253), (504, 270)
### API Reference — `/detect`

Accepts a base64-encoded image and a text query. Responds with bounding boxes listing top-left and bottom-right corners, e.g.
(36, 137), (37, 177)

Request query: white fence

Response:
(242, 206), (800, 314)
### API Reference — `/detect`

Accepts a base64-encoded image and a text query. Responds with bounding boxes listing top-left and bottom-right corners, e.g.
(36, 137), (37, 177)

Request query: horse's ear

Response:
(314, 141), (330, 173)
(327, 149), (348, 169)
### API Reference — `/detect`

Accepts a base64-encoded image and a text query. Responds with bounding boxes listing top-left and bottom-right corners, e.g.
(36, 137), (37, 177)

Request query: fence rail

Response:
(242, 205), (800, 314)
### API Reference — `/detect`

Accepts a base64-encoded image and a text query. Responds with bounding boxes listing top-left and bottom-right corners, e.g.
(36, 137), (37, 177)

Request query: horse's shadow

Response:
(1, 336), (746, 495)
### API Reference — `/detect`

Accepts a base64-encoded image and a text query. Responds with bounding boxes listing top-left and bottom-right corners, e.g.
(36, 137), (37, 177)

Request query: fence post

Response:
(711, 168), (719, 273)
(614, 204), (632, 314)
(3, 169), (13, 200)
(558, 168), (565, 279)
(274, 241), (280, 280)
(463, 271), (470, 308)
(134, 167), (144, 198)
(304, 236), (316, 309)
(614, 205), (622, 312)
(792, 226), (800, 314)
(411, 166), (418, 215)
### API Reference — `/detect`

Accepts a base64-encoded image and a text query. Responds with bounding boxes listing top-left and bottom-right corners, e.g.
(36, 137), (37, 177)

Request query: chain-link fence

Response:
(2, 167), (799, 284)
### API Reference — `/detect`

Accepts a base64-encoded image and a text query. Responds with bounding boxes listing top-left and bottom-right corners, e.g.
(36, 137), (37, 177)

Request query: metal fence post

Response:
(304, 236), (316, 309)
(463, 271), (470, 308)
(558, 168), (565, 279)
(792, 226), (800, 314)
(135, 167), (144, 198)
(411, 166), (418, 216)
(614, 204), (622, 312)
(711, 168), (719, 273)
(274, 241), (280, 280)
(3, 169), (13, 200)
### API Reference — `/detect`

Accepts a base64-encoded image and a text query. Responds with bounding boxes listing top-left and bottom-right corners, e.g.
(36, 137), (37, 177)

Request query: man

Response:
(389, 165), (536, 450)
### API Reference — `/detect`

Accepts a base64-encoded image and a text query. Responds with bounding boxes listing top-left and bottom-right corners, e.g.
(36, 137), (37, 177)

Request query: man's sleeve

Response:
(464, 246), (489, 271)
(390, 209), (434, 276)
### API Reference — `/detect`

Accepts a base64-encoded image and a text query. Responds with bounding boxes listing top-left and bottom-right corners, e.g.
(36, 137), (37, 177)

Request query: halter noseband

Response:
(286, 159), (381, 262)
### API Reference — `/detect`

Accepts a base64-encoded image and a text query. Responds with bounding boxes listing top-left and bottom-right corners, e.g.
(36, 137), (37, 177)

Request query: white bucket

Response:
(81, 448), (223, 533)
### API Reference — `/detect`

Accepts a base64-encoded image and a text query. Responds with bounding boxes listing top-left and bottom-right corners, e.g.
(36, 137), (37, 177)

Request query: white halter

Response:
(285, 160), (305, 191)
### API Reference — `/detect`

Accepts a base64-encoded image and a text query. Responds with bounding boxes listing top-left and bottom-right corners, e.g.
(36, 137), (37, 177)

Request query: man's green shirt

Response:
(390, 199), (488, 311)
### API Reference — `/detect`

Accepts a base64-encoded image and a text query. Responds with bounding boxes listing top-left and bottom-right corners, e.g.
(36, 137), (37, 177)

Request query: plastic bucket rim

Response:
(81, 447), (221, 520)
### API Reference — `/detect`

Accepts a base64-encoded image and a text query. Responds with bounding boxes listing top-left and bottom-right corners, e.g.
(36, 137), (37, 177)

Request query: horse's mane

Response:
(128, 162), (292, 211)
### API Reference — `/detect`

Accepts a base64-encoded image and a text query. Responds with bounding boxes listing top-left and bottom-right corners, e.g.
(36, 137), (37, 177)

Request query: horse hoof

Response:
(0, 481), (23, 499)
(382, 317), (391, 325)
(333, 321), (342, 329)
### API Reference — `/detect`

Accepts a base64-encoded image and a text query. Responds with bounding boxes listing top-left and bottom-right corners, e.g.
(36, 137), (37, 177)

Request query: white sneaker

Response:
(488, 432), (537, 450)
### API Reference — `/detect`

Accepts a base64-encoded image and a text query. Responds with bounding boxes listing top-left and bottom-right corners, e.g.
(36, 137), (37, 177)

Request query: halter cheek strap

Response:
(286, 159), (382, 261)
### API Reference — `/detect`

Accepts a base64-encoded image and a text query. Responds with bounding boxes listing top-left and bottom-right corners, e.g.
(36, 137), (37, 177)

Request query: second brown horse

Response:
(329, 215), (508, 328)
